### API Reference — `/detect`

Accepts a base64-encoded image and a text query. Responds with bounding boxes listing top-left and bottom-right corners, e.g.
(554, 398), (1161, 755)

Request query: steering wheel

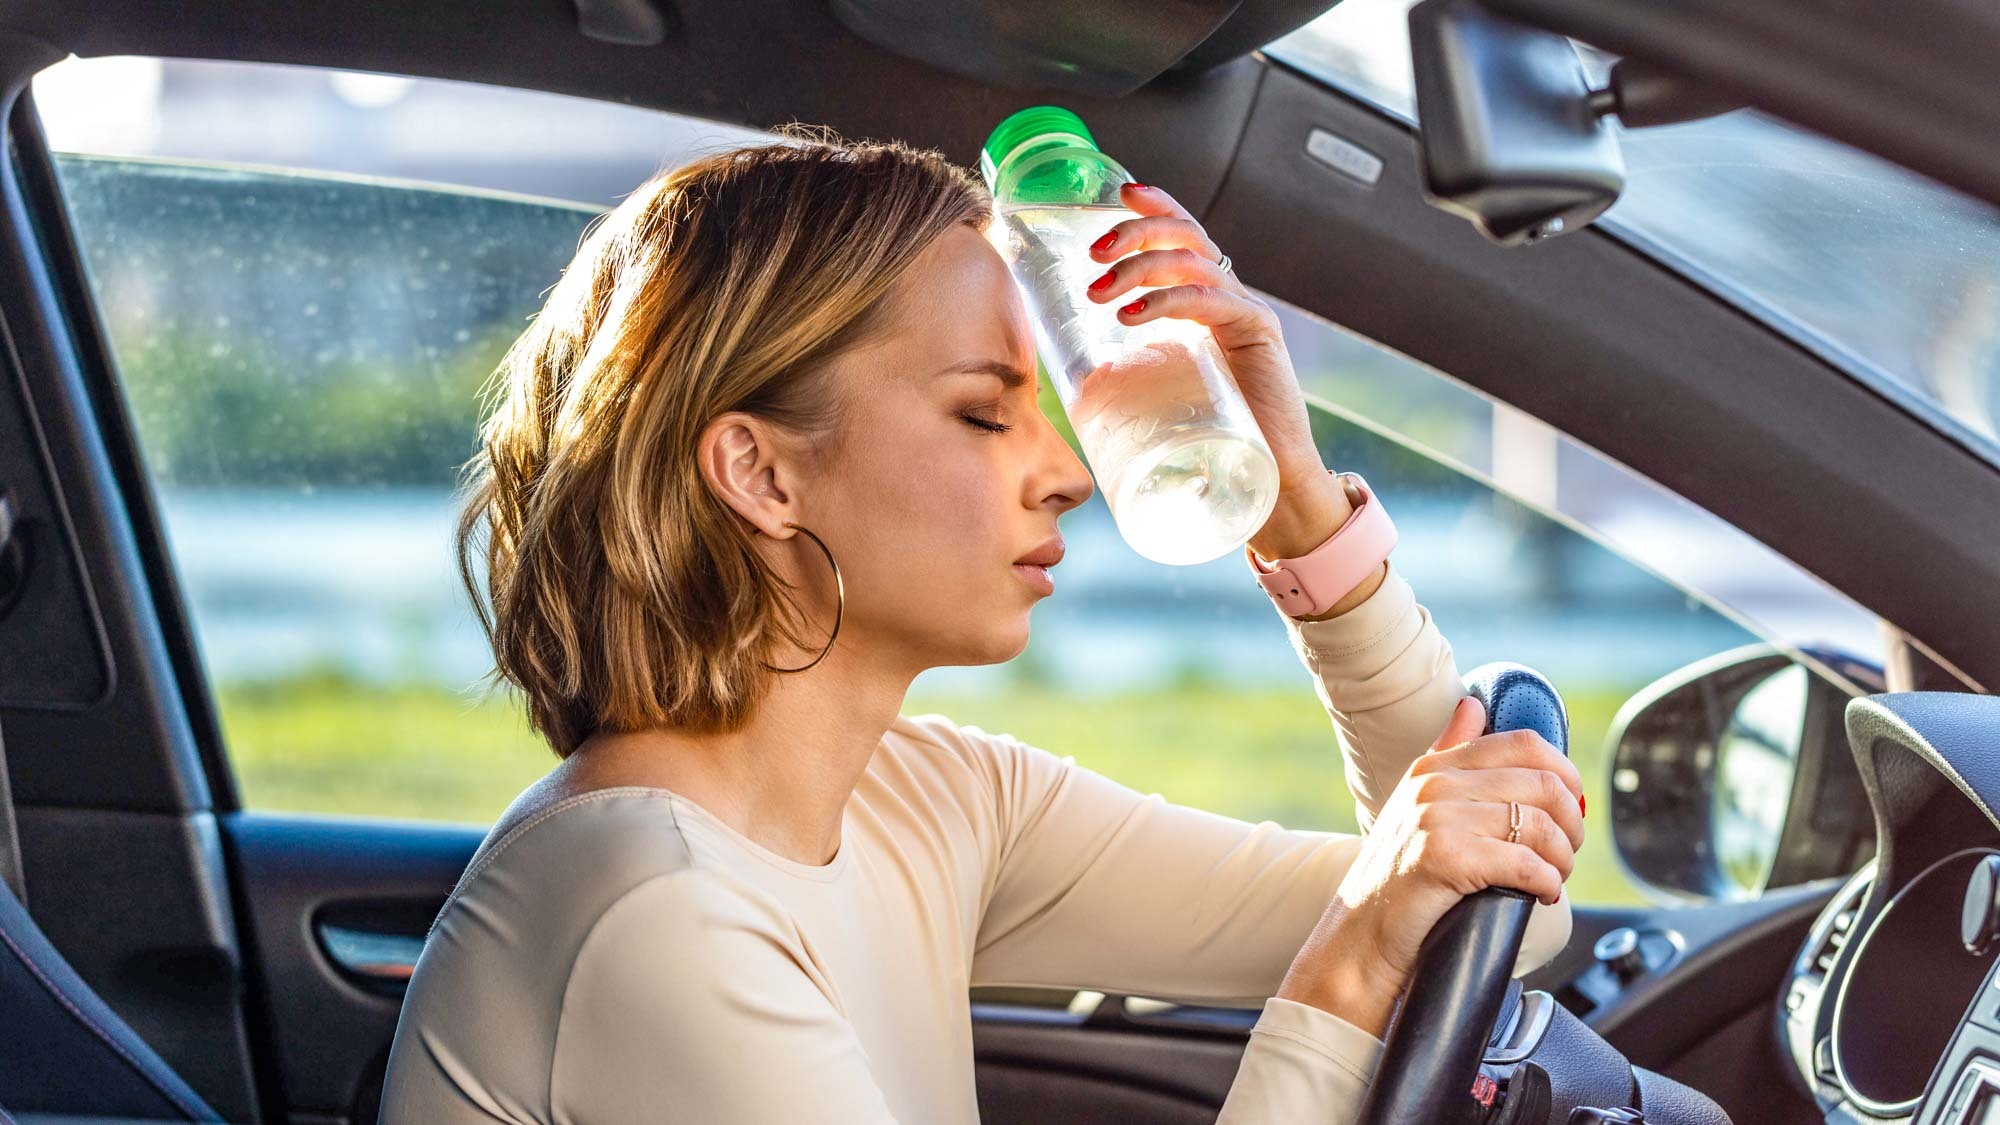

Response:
(1357, 662), (1570, 1125)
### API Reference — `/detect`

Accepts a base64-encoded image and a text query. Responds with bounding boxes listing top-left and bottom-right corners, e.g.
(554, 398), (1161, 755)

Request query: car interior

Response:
(1, 0), (1999, 1123)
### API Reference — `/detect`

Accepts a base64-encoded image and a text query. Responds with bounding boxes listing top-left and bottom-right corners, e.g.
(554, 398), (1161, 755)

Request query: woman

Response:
(378, 129), (1582, 1123)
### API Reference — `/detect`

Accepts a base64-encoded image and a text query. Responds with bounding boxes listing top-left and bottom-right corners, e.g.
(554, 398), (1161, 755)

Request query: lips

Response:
(1014, 538), (1065, 568)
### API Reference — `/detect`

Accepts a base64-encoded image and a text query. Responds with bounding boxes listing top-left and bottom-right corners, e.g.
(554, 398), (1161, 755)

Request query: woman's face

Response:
(812, 223), (1095, 673)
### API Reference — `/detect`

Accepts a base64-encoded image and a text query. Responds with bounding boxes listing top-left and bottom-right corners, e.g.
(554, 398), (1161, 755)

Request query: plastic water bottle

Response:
(980, 106), (1280, 567)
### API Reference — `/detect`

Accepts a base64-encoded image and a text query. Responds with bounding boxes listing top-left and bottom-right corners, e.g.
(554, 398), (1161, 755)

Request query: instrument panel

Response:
(1781, 695), (2000, 1124)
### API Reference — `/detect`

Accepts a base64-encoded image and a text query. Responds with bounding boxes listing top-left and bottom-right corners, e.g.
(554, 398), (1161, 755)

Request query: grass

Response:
(218, 673), (1647, 905)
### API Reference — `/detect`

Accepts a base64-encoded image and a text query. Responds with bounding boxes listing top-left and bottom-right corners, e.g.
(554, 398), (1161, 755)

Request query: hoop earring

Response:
(760, 521), (844, 674)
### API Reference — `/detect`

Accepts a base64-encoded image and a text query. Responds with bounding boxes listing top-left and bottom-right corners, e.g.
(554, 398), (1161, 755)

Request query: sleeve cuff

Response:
(1251, 996), (1387, 1083)
(1276, 560), (1423, 680)
(1216, 996), (1385, 1122)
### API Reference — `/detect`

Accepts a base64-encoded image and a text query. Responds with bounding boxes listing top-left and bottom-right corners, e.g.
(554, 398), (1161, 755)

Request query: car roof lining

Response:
(0, 0), (1275, 221)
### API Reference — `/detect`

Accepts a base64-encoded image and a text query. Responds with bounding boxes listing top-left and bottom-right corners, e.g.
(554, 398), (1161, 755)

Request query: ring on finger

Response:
(1214, 252), (1234, 275)
(1506, 800), (1523, 845)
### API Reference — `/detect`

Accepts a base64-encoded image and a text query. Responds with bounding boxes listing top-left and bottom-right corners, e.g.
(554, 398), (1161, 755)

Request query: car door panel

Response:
(220, 813), (481, 1123)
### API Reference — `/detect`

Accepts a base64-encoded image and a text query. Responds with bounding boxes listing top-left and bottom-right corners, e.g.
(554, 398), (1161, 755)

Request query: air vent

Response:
(1816, 902), (1861, 972)
(1783, 863), (1879, 1088)
(1806, 868), (1875, 977)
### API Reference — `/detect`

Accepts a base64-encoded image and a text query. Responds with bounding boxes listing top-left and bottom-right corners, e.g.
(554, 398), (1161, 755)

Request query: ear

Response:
(698, 411), (800, 538)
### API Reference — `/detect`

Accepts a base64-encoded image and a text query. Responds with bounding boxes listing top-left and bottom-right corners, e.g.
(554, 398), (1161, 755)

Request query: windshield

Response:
(1268, 0), (2000, 462)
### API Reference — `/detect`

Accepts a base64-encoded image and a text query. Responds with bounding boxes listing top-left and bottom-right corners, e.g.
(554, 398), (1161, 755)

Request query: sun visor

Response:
(826, 0), (1255, 96)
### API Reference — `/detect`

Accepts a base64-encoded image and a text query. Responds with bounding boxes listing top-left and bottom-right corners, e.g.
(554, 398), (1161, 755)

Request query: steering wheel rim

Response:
(1356, 662), (1570, 1125)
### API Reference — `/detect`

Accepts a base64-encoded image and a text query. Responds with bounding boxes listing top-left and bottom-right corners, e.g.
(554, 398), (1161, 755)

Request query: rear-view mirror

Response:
(1407, 0), (1624, 246)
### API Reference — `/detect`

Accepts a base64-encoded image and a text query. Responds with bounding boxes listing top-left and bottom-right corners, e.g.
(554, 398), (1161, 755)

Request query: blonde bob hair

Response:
(455, 126), (992, 756)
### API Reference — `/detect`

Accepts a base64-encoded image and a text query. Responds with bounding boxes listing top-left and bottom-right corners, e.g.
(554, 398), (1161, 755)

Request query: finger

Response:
(1426, 728), (1583, 801)
(1430, 695), (1486, 754)
(1480, 800), (1576, 880)
(1089, 213), (1223, 270)
(1117, 181), (1195, 221)
(1420, 767), (1585, 850)
(1115, 283), (1278, 350)
(1085, 247), (1229, 304)
(1463, 835), (1566, 906)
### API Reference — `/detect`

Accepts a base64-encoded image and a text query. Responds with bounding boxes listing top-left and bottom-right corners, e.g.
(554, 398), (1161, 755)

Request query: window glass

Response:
(1714, 665), (1810, 894)
(1268, 0), (2000, 460)
(35, 57), (770, 822)
(51, 155), (595, 820)
(37, 57), (1880, 906)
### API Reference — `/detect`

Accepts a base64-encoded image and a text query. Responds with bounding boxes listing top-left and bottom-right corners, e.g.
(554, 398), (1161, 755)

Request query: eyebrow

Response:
(936, 358), (1035, 390)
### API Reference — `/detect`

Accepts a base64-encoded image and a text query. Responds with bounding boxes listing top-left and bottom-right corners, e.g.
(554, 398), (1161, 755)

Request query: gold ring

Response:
(1506, 800), (1523, 845)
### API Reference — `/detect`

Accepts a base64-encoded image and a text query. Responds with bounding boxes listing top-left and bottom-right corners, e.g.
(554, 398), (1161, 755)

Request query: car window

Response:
(1267, 0), (2000, 463)
(35, 56), (1881, 906)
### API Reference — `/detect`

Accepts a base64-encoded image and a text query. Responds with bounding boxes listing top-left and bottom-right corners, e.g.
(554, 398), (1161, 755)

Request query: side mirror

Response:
(1606, 643), (1880, 902)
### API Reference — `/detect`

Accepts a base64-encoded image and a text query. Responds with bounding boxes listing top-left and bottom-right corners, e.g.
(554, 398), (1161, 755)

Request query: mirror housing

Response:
(1607, 643), (1880, 902)
(1407, 0), (1745, 246)
(1408, 0), (1624, 245)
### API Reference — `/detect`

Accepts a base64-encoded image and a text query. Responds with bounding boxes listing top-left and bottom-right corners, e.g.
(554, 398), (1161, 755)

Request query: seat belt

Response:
(0, 712), (24, 906)
(0, 487), (26, 904)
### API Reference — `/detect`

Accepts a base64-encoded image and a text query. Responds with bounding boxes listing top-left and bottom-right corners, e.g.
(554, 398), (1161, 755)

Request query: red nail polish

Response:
(1120, 298), (1147, 316)
(1579, 794), (1587, 818)
(1127, 182), (1149, 190)
(1090, 231), (1117, 254)
(1088, 269), (1117, 293)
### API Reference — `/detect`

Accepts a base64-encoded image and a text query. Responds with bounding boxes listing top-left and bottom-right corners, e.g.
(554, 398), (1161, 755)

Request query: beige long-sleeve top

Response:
(378, 560), (1571, 1123)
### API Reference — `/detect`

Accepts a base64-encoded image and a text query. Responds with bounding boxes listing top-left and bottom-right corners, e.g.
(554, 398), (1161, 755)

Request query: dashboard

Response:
(1779, 694), (2000, 1124)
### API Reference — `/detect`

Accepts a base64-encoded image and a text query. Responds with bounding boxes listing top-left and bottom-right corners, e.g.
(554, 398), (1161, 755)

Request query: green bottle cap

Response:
(980, 105), (1098, 188)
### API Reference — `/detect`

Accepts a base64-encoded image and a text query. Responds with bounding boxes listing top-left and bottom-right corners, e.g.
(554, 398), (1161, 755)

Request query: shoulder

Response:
(887, 708), (996, 757)
(570, 865), (800, 974)
(547, 872), (896, 1120)
(552, 867), (841, 1058)
(428, 786), (712, 956)
(432, 791), (801, 987)
(883, 710), (1079, 806)
(888, 710), (1068, 776)
(387, 790), (730, 1119)
(883, 711), (1089, 833)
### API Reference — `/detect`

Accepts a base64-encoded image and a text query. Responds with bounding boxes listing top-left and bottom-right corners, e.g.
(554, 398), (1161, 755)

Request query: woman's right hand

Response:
(1276, 694), (1585, 1037)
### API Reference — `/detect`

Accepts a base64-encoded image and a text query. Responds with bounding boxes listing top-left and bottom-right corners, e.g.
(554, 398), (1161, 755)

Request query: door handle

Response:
(315, 920), (425, 984)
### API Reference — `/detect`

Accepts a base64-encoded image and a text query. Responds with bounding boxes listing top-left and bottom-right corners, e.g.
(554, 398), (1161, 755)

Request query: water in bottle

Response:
(981, 106), (1280, 566)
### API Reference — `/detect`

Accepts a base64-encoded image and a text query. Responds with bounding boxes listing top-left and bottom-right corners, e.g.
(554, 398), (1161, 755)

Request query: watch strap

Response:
(1245, 471), (1397, 618)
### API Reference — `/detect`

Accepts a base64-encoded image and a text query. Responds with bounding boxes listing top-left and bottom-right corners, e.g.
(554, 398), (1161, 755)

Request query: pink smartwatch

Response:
(1244, 471), (1397, 618)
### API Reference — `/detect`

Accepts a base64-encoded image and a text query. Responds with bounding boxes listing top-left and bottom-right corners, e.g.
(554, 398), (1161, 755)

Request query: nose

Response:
(1036, 408), (1095, 514)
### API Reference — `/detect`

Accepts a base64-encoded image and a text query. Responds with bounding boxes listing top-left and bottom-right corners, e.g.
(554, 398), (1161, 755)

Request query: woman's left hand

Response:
(1083, 182), (1348, 561)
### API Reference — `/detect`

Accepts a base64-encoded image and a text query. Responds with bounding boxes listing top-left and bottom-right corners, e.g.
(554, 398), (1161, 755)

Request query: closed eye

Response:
(961, 411), (1013, 434)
